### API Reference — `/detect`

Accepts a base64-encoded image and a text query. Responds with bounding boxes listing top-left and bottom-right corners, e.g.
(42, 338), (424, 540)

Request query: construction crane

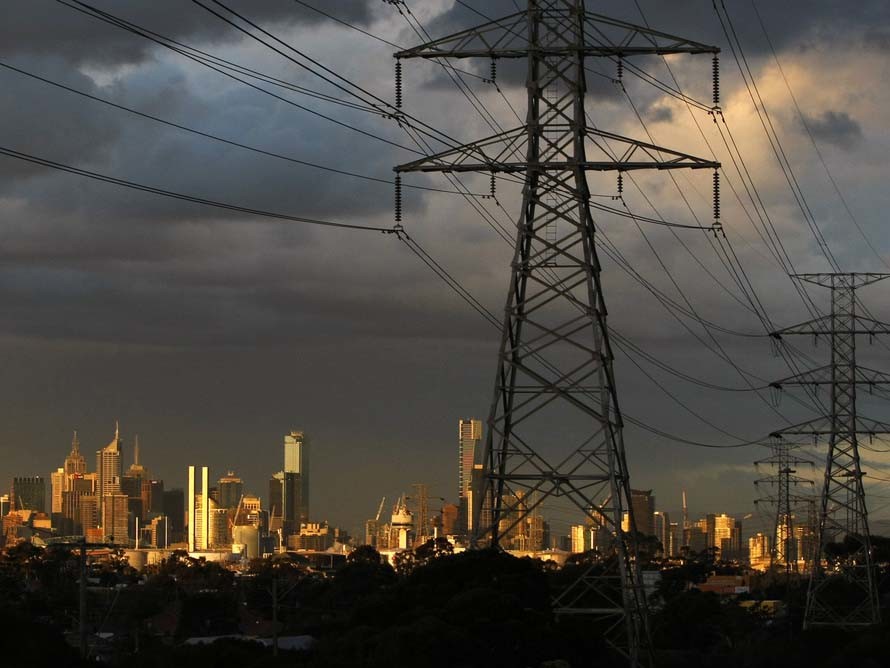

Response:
(375, 496), (386, 522)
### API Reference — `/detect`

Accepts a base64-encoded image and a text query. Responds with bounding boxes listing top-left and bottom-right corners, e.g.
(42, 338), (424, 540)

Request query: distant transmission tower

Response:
(753, 438), (814, 573)
(394, 1), (719, 662)
(769, 273), (890, 628)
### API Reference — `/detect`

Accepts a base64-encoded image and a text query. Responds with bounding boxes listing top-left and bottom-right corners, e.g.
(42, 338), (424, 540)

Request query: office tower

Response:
(441, 503), (459, 536)
(162, 489), (185, 543)
(62, 475), (93, 535)
(64, 431), (86, 476)
(269, 472), (284, 532)
(80, 495), (99, 540)
(122, 435), (150, 522)
(0, 494), (9, 517)
(149, 516), (168, 548)
(11, 476), (45, 513)
(706, 513), (740, 559)
(668, 522), (680, 558)
(218, 471), (243, 511)
(102, 494), (129, 544)
(283, 431), (310, 534)
(148, 480), (165, 514)
(749, 533), (771, 571)
(688, 519), (708, 553)
(187, 466), (209, 551)
(628, 489), (655, 537)
(653, 511), (670, 555)
(194, 497), (229, 549)
(458, 419), (482, 534)
(96, 423), (126, 542)
(50, 468), (66, 514)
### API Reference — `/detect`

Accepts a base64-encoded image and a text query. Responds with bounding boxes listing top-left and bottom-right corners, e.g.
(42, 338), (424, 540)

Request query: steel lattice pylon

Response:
(754, 439), (814, 573)
(395, 1), (718, 663)
(770, 273), (890, 628)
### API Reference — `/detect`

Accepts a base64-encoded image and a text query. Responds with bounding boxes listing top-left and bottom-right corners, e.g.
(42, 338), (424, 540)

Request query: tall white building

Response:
(283, 431), (310, 533)
(187, 465), (209, 551)
(96, 423), (126, 543)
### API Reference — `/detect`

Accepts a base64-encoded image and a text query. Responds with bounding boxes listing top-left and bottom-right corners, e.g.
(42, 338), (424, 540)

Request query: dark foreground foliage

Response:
(2, 540), (890, 667)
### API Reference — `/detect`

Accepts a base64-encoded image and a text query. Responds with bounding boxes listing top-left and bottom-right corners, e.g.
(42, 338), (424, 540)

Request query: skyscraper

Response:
(187, 465), (209, 552)
(283, 431), (309, 534)
(218, 471), (244, 511)
(458, 418), (482, 534)
(268, 472), (284, 532)
(628, 489), (655, 537)
(11, 476), (45, 513)
(50, 468), (66, 515)
(64, 431), (86, 477)
(97, 423), (126, 543)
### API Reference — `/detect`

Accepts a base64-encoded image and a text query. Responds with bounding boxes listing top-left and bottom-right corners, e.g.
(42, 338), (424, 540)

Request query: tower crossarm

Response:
(770, 315), (890, 339)
(395, 126), (718, 174)
(792, 273), (890, 290)
(394, 8), (718, 60)
(770, 415), (890, 438)
(770, 365), (890, 389)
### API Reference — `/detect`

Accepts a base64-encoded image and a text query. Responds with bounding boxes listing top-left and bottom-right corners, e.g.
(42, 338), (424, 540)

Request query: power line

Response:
(0, 61), (492, 199)
(55, 0), (424, 155)
(0, 144), (398, 234)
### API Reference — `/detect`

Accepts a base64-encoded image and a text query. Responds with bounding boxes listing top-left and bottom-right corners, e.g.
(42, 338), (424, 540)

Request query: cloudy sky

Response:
(3, 0), (890, 539)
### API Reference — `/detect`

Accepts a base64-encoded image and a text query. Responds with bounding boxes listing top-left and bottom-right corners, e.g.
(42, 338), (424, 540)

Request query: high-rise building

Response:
(62, 475), (93, 535)
(706, 513), (741, 559)
(0, 494), (10, 517)
(749, 532), (770, 570)
(64, 431), (86, 477)
(50, 468), (66, 514)
(458, 419), (482, 534)
(269, 472), (284, 532)
(96, 423), (126, 542)
(440, 503), (459, 536)
(628, 489), (655, 537)
(80, 495), (99, 541)
(102, 494), (129, 544)
(162, 488), (185, 543)
(668, 521), (680, 558)
(148, 480), (165, 514)
(653, 511), (670, 555)
(187, 465), (209, 552)
(11, 476), (45, 513)
(283, 431), (309, 534)
(218, 471), (244, 511)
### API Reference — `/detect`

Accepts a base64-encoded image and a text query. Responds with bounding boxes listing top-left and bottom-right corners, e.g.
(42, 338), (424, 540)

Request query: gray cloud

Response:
(800, 110), (863, 150)
(1, 0), (378, 66)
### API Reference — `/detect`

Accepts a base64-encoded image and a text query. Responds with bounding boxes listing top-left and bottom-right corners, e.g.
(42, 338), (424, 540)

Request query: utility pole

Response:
(394, 2), (719, 663)
(753, 439), (814, 574)
(769, 273), (890, 628)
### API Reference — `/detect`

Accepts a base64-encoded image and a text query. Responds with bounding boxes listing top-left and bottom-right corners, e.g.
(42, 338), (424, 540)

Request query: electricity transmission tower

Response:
(394, 1), (719, 662)
(769, 273), (890, 628)
(753, 439), (814, 573)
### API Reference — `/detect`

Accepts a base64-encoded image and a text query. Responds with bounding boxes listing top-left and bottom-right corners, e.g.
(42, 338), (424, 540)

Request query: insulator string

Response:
(395, 174), (403, 222)
(712, 55), (720, 107)
(395, 59), (403, 109)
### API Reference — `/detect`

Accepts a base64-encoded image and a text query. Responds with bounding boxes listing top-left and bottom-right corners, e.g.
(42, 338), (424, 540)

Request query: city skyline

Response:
(3, 418), (796, 544)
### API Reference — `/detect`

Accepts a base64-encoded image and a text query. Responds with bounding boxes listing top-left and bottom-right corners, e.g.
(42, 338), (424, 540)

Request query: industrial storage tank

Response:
(232, 525), (260, 560)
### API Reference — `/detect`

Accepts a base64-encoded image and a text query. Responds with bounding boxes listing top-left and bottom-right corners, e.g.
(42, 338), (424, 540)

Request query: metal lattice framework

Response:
(754, 439), (814, 573)
(770, 273), (890, 628)
(395, 1), (718, 663)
